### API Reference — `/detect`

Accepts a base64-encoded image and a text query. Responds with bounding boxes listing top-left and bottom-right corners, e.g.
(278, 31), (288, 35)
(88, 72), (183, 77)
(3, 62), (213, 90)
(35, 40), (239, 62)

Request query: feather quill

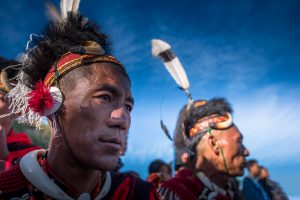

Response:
(160, 120), (173, 141)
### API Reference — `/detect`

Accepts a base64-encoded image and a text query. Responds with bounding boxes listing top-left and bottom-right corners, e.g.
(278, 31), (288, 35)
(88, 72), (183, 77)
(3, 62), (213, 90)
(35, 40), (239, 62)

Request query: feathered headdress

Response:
(151, 40), (233, 146)
(46, 0), (81, 21)
(4, 1), (126, 129)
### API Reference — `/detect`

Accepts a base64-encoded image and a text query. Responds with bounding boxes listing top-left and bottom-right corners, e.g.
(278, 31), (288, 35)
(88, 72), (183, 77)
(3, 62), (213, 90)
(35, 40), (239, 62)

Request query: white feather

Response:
(151, 39), (170, 56)
(71, 0), (81, 13)
(164, 58), (190, 90)
(151, 39), (190, 91)
(60, 0), (67, 19)
(60, 0), (81, 19)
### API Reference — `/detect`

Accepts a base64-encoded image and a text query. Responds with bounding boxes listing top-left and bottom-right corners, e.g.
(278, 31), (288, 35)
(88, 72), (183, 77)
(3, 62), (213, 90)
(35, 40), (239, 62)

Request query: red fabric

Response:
(160, 169), (229, 200)
(4, 129), (41, 170)
(0, 165), (29, 193)
(110, 174), (160, 200)
(0, 165), (159, 200)
(149, 185), (161, 200)
(110, 176), (132, 200)
(6, 130), (32, 144)
(1, 147), (159, 200)
(160, 169), (203, 200)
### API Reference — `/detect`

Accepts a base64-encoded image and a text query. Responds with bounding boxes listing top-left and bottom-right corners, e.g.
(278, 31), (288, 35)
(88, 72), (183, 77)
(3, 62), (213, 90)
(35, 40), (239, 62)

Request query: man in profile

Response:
(159, 98), (249, 200)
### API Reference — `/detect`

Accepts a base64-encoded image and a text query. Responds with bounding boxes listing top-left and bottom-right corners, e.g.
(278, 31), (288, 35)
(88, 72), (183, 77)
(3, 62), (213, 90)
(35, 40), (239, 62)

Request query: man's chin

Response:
(95, 156), (119, 171)
(235, 168), (245, 177)
(229, 168), (244, 177)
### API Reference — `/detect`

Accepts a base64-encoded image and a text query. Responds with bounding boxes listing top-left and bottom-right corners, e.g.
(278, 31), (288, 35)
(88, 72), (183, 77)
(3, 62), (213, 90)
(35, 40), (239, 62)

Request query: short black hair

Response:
(246, 159), (258, 170)
(173, 98), (233, 156)
(148, 159), (167, 174)
(174, 103), (190, 156)
(184, 98), (233, 137)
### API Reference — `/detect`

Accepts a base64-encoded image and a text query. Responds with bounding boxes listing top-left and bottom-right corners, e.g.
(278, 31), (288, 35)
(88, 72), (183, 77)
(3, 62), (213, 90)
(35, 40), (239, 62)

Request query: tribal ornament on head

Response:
(183, 98), (233, 149)
(5, 12), (127, 129)
(173, 98), (234, 161)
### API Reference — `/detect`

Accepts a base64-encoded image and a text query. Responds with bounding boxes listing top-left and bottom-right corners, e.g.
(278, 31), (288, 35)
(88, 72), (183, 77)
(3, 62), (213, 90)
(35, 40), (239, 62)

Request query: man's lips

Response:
(241, 160), (247, 168)
(98, 137), (122, 151)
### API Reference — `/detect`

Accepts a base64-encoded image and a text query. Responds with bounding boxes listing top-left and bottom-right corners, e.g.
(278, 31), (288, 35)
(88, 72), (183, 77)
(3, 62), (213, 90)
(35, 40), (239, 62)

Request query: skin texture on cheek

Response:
(217, 128), (239, 174)
(217, 128), (244, 175)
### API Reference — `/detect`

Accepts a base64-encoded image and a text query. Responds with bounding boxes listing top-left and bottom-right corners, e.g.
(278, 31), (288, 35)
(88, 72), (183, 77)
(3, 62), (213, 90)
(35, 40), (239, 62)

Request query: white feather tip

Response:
(151, 39), (171, 57)
(60, 0), (81, 19)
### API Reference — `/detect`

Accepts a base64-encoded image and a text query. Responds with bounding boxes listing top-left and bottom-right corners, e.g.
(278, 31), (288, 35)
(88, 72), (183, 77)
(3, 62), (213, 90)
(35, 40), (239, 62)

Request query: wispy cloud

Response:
(289, 197), (300, 200)
(233, 85), (300, 164)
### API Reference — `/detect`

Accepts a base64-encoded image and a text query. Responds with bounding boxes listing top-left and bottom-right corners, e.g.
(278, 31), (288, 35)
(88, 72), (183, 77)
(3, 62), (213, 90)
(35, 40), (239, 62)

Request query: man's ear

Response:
(208, 135), (219, 155)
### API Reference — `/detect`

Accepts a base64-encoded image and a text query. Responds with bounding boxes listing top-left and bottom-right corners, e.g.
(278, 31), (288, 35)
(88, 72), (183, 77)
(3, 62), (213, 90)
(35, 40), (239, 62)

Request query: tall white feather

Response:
(60, 0), (67, 18)
(71, 0), (80, 13)
(151, 39), (192, 100)
(60, 0), (81, 19)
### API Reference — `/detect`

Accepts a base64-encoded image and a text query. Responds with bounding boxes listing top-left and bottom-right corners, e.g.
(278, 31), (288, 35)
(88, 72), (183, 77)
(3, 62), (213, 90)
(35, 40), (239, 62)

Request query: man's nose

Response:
(107, 107), (129, 130)
(243, 145), (250, 157)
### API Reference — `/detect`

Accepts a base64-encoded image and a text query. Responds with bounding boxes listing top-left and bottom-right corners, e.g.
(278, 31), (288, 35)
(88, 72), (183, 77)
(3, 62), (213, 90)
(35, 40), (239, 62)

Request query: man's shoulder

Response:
(159, 169), (204, 200)
(242, 176), (257, 186)
(0, 165), (30, 197)
(161, 169), (202, 189)
(106, 172), (159, 200)
(111, 171), (154, 190)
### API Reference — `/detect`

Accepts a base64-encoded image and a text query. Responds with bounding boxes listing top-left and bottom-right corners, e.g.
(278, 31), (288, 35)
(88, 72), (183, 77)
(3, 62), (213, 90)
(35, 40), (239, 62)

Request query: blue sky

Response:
(1, 0), (300, 197)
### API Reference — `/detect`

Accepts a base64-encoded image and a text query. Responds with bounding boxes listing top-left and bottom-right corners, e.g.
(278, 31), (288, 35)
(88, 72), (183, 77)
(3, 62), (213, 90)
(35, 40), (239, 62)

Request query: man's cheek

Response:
(80, 103), (99, 121)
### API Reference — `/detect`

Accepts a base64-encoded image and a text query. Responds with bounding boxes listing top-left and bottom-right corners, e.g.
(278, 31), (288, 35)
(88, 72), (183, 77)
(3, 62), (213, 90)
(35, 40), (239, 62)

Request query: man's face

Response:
(0, 93), (9, 115)
(61, 63), (133, 171)
(249, 162), (261, 177)
(119, 133), (128, 156)
(159, 164), (172, 181)
(217, 126), (249, 176)
(0, 92), (16, 134)
(259, 167), (269, 179)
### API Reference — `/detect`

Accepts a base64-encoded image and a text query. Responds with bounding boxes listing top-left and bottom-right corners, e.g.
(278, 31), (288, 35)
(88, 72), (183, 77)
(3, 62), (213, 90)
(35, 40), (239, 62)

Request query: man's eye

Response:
(98, 95), (111, 102)
(124, 104), (132, 112)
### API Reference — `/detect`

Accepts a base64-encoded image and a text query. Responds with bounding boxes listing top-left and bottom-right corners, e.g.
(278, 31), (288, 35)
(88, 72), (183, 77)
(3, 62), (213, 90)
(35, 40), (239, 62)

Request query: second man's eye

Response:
(124, 104), (133, 113)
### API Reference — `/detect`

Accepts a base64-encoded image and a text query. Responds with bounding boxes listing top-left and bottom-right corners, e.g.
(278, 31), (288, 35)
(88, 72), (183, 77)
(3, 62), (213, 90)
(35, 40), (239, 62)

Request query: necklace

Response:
(20, 150), (112, 200)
